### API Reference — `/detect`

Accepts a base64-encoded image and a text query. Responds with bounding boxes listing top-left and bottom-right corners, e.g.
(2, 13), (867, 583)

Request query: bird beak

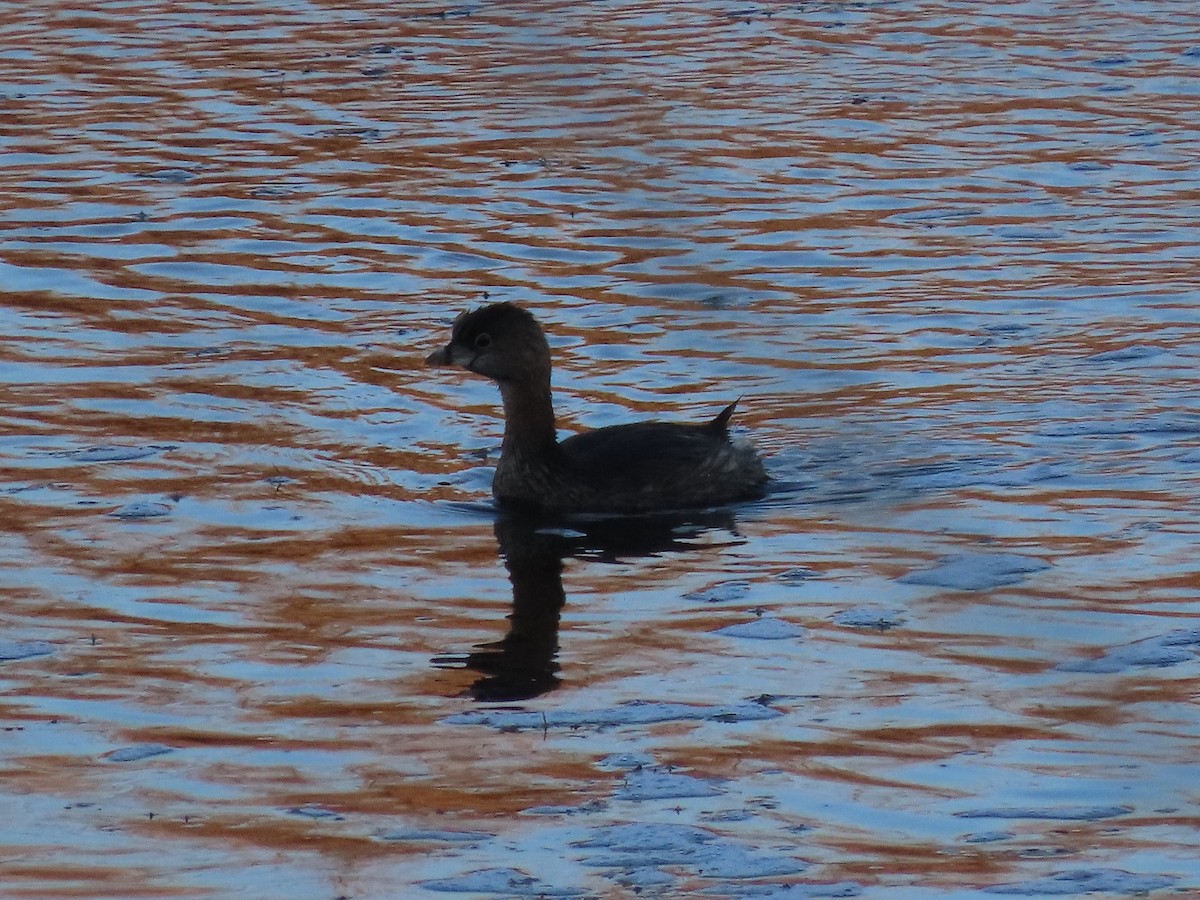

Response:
(425, 345), (452, 367)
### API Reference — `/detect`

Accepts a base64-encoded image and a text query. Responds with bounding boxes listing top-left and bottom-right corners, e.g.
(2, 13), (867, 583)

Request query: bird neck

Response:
(498, 376), (558, 455)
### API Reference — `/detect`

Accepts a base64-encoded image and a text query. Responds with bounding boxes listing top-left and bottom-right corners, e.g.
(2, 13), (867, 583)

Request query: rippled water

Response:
(2, 1), (1199, 897)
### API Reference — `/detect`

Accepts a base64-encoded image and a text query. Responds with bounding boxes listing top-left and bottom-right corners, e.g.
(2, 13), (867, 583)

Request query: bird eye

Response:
(474, 332), (492, 349)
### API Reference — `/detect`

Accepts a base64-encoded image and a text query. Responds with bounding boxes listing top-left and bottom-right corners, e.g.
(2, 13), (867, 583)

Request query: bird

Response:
(426, 302), (767, 515)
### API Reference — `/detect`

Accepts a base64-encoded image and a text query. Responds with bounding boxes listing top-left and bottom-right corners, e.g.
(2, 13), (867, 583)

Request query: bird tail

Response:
(708, 399), (740, 434)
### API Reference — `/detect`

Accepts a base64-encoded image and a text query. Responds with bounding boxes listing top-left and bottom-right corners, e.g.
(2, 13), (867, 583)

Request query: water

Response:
(2, 1), (1199, 897)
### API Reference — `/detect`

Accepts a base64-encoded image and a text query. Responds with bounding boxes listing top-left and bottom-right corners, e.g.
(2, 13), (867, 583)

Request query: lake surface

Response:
(2, 1), (1199, 897)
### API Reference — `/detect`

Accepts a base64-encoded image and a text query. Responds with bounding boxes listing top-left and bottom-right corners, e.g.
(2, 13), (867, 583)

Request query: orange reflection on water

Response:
(3, 0), (1200, 896)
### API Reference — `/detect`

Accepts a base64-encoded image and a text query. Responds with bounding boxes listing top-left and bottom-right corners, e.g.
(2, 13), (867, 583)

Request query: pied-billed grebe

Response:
(426, 302), (767, 514)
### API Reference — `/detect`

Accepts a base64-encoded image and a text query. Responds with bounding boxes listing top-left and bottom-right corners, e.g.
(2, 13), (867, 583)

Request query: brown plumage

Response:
(426, 302), (767, 514)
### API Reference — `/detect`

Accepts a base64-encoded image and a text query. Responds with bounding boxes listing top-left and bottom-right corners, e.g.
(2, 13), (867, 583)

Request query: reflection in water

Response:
(2, 0), (1199, 895)
(434, 512), (567, 702)
(437, 508), (740, 701)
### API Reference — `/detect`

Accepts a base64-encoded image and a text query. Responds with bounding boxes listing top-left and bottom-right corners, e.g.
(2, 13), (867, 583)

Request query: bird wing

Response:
(558, 421), (729, 488)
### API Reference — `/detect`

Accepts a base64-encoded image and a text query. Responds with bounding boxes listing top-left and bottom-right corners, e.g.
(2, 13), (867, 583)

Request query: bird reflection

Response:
(434, 508), (741, 702)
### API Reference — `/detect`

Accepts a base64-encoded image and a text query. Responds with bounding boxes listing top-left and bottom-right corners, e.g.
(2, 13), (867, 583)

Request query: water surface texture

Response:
(2, 1), (1199, 897)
